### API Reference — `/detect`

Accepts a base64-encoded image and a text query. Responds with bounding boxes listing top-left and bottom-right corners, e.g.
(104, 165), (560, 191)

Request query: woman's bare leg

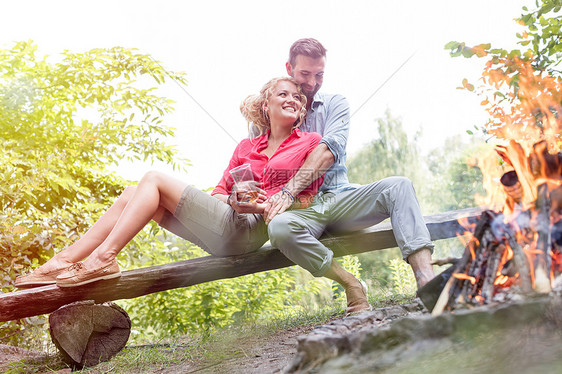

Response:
(37, 186), (139, 272)
(78, 171), (186, 270)
(40, 172), (184, 270)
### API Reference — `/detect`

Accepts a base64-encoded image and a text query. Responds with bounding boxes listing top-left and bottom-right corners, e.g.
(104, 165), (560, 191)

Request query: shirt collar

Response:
(256, 131), (270, 149)
(308, 92), (324, 112)
(258, 127), (302, 150)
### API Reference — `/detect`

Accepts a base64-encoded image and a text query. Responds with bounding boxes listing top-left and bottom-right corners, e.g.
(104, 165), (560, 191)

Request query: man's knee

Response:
(383, 176), (416, 201)
(268, 214), (303, 248)
(389, 176), (414, 191)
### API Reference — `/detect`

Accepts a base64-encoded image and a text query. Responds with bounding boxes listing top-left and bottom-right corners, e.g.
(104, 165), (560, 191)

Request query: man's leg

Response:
(323, 259), (370, 313)
(325, 177), (435, 288)
(406, 248), (434, 288)
(268, 209), (370, 313)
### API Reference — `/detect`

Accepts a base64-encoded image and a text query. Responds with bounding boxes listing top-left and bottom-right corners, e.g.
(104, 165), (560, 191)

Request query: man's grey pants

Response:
(268, 176), (434, 277)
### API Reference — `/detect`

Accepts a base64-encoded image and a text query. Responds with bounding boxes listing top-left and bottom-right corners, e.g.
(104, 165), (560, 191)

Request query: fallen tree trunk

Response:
(0, 207), (482, 322)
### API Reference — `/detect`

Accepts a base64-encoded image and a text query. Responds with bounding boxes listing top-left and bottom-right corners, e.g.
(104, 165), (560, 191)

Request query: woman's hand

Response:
(229, 200), (266, 214)
(232, 181), (267, 203)
(226, 182), (267, 214)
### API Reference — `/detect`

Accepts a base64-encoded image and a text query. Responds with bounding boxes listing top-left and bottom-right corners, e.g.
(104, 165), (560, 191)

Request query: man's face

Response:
(286, 55), (325, 100)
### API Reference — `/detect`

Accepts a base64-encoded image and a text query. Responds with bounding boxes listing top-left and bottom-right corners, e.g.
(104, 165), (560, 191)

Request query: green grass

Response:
(1, 288), (417, 373)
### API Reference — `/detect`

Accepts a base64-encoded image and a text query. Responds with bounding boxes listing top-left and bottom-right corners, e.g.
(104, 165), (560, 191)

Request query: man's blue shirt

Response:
(300, 92), (353, 192)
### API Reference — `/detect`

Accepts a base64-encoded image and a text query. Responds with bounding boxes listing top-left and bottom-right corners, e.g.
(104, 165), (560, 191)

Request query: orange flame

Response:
(453, 273), (476, 284)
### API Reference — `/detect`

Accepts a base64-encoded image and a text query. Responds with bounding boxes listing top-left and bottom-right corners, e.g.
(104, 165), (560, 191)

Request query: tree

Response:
(0, 41), (328, 348)
(445, 0), (561, 146)
(445, 0), (561, 207)
(347, 109), (425, 188)
(425, 135), (487, 213)
(0, 41), (188, 347)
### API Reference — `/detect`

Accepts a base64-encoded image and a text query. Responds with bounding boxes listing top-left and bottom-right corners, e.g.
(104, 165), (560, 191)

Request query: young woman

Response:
(15, 77), (321, 288)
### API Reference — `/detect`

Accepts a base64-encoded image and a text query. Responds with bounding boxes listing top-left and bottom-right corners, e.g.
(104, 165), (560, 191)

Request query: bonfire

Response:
(423, 58), (562, 315)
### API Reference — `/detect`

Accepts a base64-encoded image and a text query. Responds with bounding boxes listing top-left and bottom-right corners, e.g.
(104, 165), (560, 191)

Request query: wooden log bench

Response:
(0, 207), (482, 323)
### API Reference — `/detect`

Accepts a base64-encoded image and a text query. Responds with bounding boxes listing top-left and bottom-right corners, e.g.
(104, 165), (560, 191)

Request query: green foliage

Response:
(347, 109), (424, 186)
(389, 258), (416, 296)
(0, 41), (187, 347)
(518, 0), (562, 74)
(113, 227), (328, 343)
(357, 248), (402, 289)
(123, 264), (324, 343)
(444, 0), (562, 76)
(425, 135), (487, 212)
(445, 0), (562, 142)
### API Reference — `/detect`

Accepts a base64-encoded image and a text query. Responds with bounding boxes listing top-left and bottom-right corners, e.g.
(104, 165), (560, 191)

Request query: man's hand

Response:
(263, 190), (294, 224)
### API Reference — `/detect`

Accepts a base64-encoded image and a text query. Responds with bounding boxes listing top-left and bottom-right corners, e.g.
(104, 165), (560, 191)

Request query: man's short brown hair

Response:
(288, 38), (327, 66)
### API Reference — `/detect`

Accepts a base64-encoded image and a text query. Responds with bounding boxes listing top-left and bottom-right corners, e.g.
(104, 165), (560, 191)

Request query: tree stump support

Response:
(49, 300), (131, 368)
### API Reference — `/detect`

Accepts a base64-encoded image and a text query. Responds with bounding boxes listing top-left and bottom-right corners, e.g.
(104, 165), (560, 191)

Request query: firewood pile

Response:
(426, 141), (562, 315)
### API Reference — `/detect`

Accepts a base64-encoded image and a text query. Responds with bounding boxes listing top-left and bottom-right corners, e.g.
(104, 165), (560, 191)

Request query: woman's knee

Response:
(210, 242), (247, 257)
(139, 170), (166, 185)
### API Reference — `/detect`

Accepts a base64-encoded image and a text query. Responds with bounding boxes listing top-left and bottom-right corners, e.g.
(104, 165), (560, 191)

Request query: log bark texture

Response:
(0, 207), (482, 322)
(49, 300), (131, 367)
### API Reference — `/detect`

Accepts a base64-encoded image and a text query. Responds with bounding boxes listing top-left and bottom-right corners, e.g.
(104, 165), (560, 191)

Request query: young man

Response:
(265, 38), (435, 312)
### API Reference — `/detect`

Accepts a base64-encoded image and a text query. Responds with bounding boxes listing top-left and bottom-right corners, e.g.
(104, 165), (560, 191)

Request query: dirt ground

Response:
(0, 343), (46, 368)
(0, 324), (313, 374)
(184, 325), (312, 374)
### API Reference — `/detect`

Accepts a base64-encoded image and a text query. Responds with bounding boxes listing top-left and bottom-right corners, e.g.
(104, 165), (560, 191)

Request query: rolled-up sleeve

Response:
(318, 95), (350, 164)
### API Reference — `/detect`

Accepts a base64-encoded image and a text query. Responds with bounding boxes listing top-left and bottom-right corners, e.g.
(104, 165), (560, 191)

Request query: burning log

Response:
(426, 179), (562, 314)
(506, 234), (532, 293)
(534, 183), (552, 293)
(422, 58), (562, 315)
(480, 243), (504, 302)
(429, 211), (494, 315)
(451, 211), (495, 305)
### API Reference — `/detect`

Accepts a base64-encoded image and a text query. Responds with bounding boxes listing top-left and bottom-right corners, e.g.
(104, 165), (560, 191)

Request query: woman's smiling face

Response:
(265, 80), (303, 126)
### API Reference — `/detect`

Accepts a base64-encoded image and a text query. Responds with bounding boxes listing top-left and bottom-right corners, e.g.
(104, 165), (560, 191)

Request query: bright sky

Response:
(1, 0), (529, 189)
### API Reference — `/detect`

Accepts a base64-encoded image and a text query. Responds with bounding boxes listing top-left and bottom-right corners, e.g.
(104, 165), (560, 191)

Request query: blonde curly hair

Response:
(240, 77), (307, 137)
